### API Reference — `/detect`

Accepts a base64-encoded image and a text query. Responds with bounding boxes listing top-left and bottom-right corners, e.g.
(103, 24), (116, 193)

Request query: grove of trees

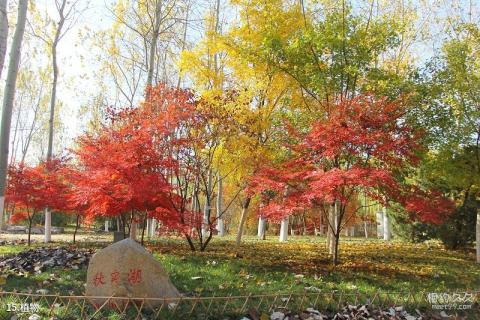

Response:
(0, 0), (478, 265)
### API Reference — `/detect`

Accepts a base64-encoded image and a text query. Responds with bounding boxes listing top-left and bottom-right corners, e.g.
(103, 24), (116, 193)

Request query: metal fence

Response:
(0, 290), (478, 320)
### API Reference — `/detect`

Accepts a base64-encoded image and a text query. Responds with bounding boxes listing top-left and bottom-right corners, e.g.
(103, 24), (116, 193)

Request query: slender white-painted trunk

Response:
(383, 208), (391, 241)
(44, 208), (51, 242)
(217, 218), (224, 236)
(216, 173), (224, 236)
(257, 216), (266, 239)
(150, 219), (157, 237)
(104, 220), (109, 232)
(476, 209), (479, 264)
(279, 186), (289, 242)
(279, 216), (289, 242)
(376, 211), (384, 238)
(146, 219), (151, 237)
(364, 221), (368, 238)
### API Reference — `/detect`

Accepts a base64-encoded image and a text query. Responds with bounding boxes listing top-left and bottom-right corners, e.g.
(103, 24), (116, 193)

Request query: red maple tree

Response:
(249, 95), (454, 264)
(70, 85), (211, 248)
(6, 160), (68, 245)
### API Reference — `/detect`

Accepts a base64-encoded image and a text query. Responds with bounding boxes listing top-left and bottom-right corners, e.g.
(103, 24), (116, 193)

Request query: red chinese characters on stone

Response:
(93, 272), (106, 287)
(127, 268), (142, 285)
(92, 269), (144, 286)
(110, 270), (120, 285)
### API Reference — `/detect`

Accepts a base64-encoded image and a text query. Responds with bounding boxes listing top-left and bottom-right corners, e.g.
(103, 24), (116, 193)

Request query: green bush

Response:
(436, 195), (477, 250)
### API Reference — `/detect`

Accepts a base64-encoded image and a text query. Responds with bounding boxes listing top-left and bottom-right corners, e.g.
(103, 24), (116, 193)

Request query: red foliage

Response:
(6, 159), (69, 222)
(249, 95), (453, 224)
(69, 85), (204, 235)
(401, 187), (455, 224)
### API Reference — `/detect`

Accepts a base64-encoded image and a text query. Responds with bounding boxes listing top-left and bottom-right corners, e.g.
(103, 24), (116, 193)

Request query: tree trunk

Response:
(45, 0), (70, 243)
(200, 231), (213, 251)
(327, 204), (335, 254)
(364, 221), (368, 238)
(0, 0), (8, 80)
(376, 211), (384, 238)
(44, 50), (57, 243)
(73, 214), (80, 244)
(333, 233), (340, 265)
(217, 217), (224, 236)
(44, 208), (51, 242)
(326, 221), (331, 249)
(279, 216), (289, 242)
(130, 222), (137, 240)
(257, 216), (266, 240)
(140, 215), (146, 245)
(302, 212), (307, 235)
(146, 0), (162, 88)
(129, 211), (137, 240)
(202, 169), (213, 237)
(104, 219), (109, 232)
(146, 218), (151, 237)
(27, 217), (33, 246)
(0, 196), (4, 231)
(290, 216), (295, 236)
(216, 172), (225, 236)
(0, 197), (7, 230)
(151, 219), (157, 237)
(120, 214), (127, 238)
(0, 0), (28, 231)
(476, 208), (479, 264)
(383, 208), (391, 241)
(235, 197), (251, 246)
(176, 1), (190, 88)
(9, 99), (23, 164)
(185, 234), (196, 251)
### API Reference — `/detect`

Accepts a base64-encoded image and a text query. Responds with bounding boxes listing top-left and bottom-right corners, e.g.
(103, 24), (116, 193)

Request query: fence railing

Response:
(0, 290), (478, 319)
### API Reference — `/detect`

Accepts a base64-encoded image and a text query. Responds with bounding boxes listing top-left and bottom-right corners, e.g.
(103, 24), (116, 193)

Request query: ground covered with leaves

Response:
(0, 236), (478, 318)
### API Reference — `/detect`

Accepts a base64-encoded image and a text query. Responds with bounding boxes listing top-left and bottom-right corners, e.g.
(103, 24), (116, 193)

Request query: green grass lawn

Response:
(1, 235), (478, 296)
(0, 236), (478, 318)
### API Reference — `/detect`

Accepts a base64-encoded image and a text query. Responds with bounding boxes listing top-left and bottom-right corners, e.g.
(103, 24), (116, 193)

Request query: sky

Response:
(33, 0), (210, 149)
(37, 0), (116, 145)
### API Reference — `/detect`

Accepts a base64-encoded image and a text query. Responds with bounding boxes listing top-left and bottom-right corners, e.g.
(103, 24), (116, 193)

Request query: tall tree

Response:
(146, 0), (162, 88)
(92, 0), (186, 108)
(9, 67), (50, 164)
(180, 0), (295, 245)
(0, 0), (28, 231)
(0, 0), (8, 79)
(415, 22), (480, 262)
(29, 0), (84, 242)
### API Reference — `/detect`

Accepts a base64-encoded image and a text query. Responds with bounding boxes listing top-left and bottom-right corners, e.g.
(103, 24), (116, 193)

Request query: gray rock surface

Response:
(85, 238), (180, 308)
